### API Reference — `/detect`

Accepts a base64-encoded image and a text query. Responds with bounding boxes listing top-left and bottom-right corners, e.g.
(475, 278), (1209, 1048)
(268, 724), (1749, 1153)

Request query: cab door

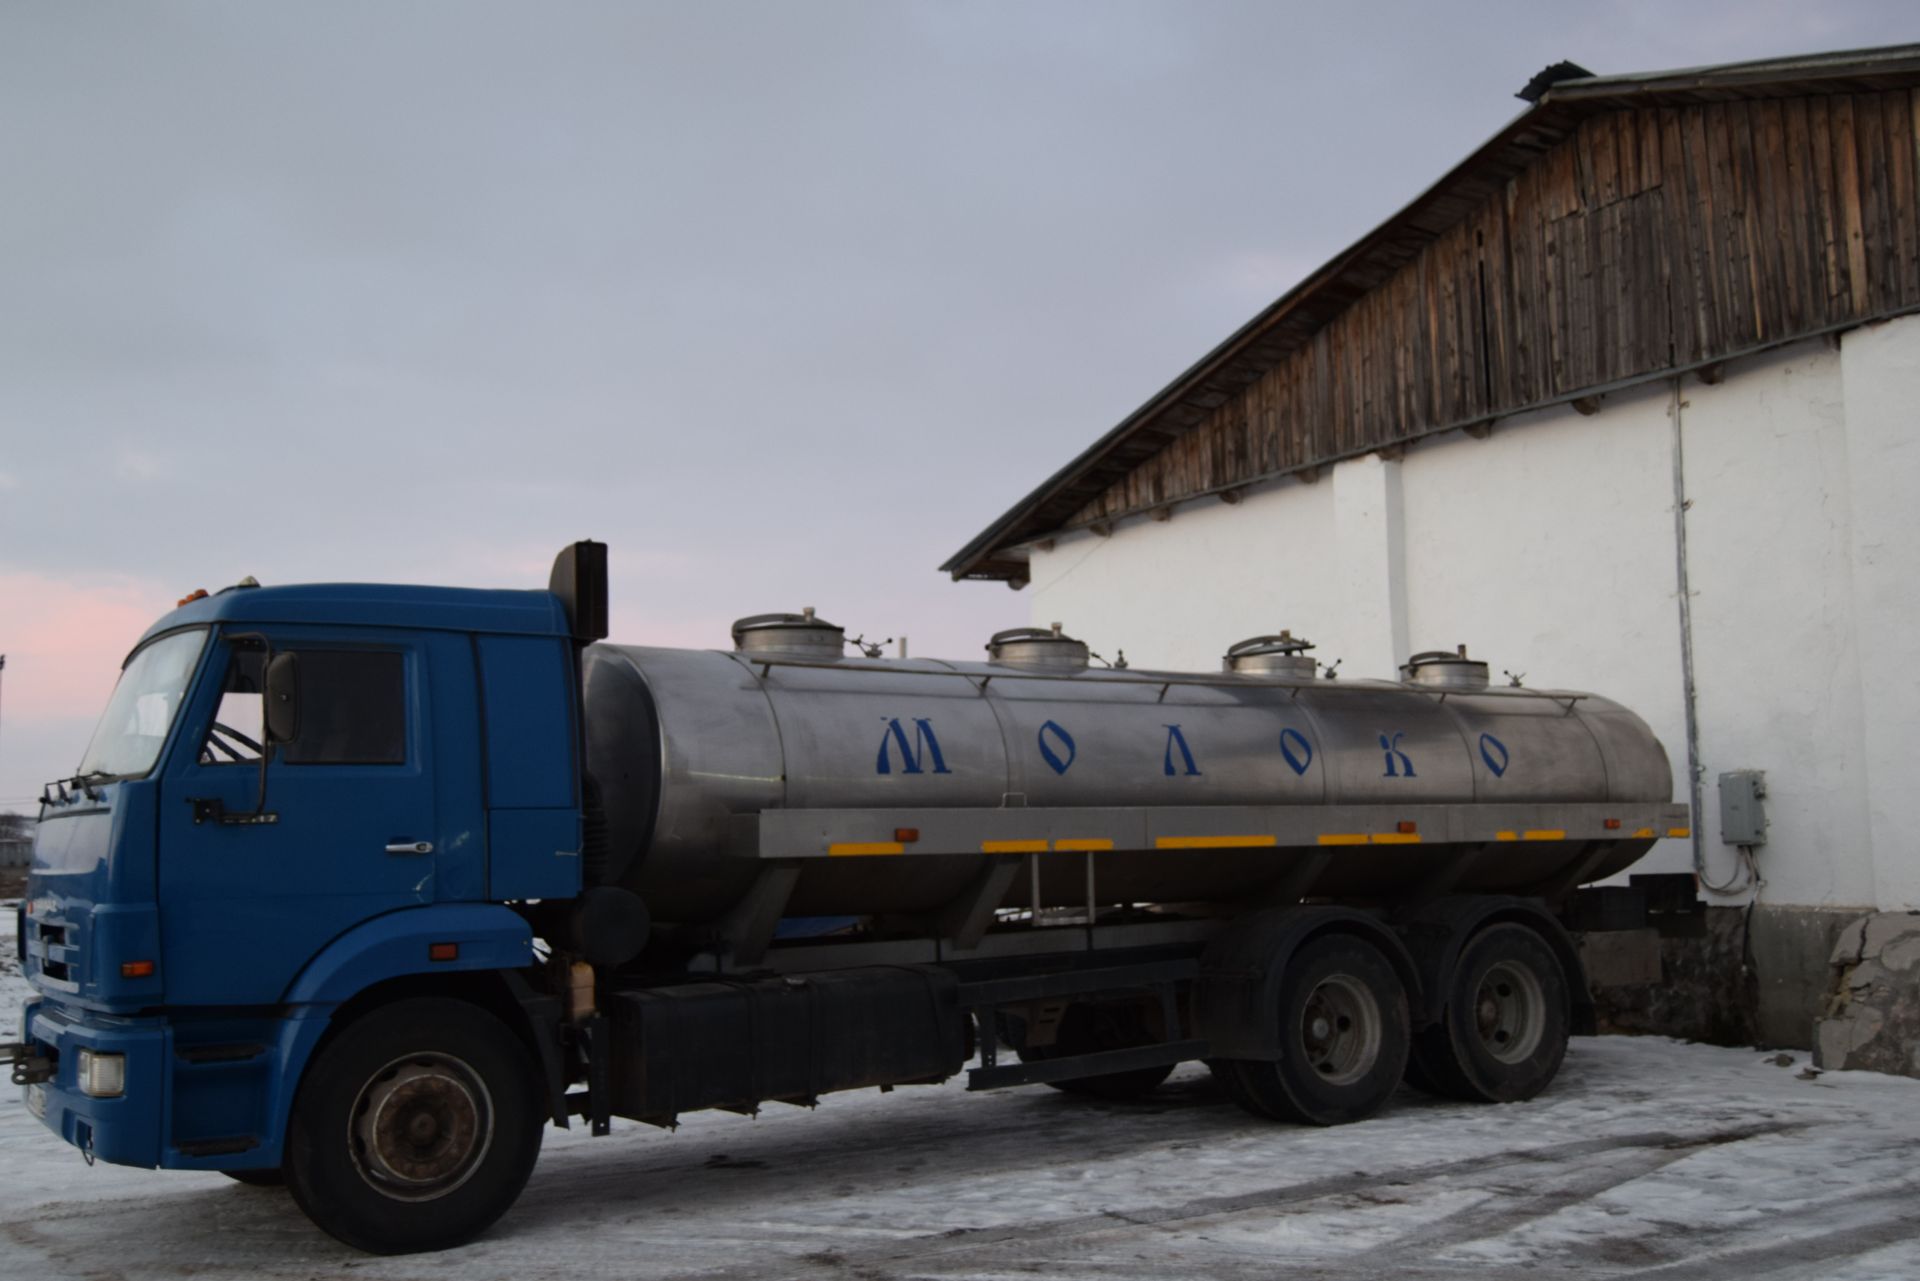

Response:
(157, 626), (454, 1006)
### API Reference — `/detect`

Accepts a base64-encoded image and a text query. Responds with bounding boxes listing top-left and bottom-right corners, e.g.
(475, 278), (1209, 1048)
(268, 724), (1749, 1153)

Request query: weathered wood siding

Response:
(1071, 91), (1920, 528)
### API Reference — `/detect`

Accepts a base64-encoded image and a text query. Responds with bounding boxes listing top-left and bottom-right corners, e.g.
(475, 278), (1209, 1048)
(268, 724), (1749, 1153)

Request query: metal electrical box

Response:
(1718, 770), (1768, 845)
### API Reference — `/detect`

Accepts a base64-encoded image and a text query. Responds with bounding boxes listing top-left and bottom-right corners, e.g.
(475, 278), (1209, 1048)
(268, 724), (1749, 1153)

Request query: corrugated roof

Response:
(942, 43), (1920, 583)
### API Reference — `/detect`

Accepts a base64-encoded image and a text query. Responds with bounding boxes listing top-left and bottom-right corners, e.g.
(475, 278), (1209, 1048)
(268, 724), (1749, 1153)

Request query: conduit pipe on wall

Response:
(1670, 378), (1751, 897)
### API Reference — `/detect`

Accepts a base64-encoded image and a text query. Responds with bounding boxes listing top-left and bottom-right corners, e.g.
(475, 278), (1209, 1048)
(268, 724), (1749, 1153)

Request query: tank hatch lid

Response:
(1224, 630), (1317, 676)
(1401, 644), (1491, 690)
(987, 622), (1089, 669)
(732, 607), (846, 658)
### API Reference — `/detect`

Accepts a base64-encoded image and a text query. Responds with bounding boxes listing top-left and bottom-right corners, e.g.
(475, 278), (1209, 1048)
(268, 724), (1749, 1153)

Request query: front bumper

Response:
(17, 998), (166, 1168)
(13, 995), (335, 1173)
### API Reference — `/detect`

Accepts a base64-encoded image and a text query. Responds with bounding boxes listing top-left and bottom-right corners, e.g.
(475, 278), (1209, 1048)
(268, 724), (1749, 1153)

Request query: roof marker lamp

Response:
(76, 1049), (126, 1098)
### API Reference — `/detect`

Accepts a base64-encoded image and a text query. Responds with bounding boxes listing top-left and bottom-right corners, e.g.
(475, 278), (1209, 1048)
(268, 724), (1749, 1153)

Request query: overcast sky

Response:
(3, 1), (1916, 811)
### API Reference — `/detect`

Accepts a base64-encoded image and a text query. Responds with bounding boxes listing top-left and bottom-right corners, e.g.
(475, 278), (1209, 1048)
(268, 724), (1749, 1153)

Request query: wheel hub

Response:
(1473, 960), (1546, 1064)
(1299, 975), (1382, 1086)
(351, 1055), (495, 1200)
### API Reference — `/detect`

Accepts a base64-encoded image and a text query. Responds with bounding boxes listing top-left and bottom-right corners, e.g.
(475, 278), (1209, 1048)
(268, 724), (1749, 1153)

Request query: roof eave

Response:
(940, 42), (1920, 583)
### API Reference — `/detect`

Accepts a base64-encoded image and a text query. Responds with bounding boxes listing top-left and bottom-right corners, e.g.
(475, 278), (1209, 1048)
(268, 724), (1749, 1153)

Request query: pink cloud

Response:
(0, 571), (177, 725)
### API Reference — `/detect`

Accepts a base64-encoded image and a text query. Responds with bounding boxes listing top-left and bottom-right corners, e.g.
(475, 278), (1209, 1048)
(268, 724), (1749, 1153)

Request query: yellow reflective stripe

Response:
(1668, 827), (1692, 839)
(1317, 834), (1370, 846)
(1369, 832), (1423, 845)
(1157, 835), (1279, 850)
(1495, 831), (1519, 841)
(1523, 829), (1566, 841)
(981, 840), (1049, 854)
(1633, 827), (1656, 838)
(1053, 838), (1115, 852)
(827, 842), (905, 857)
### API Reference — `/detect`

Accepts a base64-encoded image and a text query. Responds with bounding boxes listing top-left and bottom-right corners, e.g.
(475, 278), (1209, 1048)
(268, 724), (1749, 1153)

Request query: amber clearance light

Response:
(120, 960), (155, 979)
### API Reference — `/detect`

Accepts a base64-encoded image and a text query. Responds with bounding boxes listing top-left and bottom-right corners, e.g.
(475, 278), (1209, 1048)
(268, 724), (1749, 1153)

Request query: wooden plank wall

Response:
(1071, 90), (1920, 529)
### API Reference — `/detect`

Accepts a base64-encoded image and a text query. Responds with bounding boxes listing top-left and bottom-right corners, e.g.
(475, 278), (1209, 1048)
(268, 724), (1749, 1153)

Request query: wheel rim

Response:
(1473, 959), (1546, 1064)
(349, 1053), (495, 1202)
(1298, 974), (1382, 1086)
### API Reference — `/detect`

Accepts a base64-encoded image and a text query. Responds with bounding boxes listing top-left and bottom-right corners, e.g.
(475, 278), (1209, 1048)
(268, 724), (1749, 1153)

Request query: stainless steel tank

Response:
(581, 624), (1673, 924)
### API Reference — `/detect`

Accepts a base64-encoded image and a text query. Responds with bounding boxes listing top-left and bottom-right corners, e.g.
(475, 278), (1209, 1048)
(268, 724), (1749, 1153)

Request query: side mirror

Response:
(264, 652), (300, 745)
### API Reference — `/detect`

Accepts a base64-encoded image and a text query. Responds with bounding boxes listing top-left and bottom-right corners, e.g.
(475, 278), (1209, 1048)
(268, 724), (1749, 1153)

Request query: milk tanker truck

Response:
(8, 542), (1686, 1252)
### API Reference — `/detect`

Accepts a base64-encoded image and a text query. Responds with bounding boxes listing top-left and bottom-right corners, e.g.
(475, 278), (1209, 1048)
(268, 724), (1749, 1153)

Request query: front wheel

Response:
(285, 998), (545, 1254)
(1223, 934), (1410, 1126)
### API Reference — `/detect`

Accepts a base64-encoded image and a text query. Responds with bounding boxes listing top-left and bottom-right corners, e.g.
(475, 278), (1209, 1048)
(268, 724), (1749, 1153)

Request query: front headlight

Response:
(76, 1048), (125, 1098)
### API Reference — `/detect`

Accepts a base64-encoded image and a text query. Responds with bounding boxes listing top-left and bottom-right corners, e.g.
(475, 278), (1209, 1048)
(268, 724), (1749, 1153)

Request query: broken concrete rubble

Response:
(1814, 910), (1920, 1079)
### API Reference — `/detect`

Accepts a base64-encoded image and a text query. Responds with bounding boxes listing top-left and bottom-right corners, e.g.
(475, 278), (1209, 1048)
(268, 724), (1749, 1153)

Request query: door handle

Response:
(385, 841), (434, 856)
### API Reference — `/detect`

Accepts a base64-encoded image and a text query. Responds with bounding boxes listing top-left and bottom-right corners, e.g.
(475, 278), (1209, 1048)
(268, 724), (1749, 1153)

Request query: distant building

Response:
(947, 46), (1920, 1060)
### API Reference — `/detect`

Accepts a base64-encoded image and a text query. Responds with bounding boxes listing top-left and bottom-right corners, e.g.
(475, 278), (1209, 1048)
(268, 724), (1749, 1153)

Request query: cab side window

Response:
(201, 650), (265, 765)
(282, 651), (406, 765)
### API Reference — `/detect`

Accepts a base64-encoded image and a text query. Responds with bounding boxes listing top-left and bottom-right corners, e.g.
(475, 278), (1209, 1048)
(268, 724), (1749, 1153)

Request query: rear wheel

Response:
(285, 998), (544, 1254)
(1224, 934), (1409, 1125)
(1409, 923), (1570, 1103)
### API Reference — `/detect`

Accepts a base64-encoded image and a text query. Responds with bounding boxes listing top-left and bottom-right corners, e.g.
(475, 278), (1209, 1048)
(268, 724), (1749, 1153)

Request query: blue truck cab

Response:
(10, 546), (609, 1248)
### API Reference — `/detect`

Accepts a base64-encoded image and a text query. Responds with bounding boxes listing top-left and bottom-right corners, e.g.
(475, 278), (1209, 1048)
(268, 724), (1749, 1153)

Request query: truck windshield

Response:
(75, 628), (208, 781)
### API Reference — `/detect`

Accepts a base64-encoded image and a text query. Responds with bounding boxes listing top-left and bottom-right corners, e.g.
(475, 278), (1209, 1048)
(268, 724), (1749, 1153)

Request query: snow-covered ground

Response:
(4, 903), (1918, 1280)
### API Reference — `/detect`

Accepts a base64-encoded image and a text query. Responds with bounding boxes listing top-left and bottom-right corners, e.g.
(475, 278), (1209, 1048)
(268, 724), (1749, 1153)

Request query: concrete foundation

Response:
(1749, 905), (1866, 1050)
(1583, 904), (1902, 1060)
(1586, 908), (1757, 1046)
(1814, 911), (1920, 1079)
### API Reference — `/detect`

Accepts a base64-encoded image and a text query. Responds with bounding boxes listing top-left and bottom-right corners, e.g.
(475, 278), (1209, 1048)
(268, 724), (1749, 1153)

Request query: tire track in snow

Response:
(1370, 1124), (1811, 1262)
(669, 1123), (1802, 1281)
(1621, 1185), (1920, 1279)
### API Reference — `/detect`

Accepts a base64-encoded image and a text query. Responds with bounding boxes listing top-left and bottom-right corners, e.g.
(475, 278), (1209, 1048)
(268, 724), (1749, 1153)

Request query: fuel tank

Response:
(581, 618), (1672, 924)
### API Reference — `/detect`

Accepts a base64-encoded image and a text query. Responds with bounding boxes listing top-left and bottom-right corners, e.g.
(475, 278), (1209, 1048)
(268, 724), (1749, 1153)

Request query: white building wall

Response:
(1839, 316), (1920, 912)
(1024, 314), (1920, 912)
(1681, 342), (1875, 908)
(1024, 471), (1341, 673)
(1330, 454), (1409, 679)
(1396, 381), (1695, 882)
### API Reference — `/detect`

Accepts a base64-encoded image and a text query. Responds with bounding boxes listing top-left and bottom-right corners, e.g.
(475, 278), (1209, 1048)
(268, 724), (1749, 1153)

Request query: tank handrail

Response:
(719, 650), (1587, 703)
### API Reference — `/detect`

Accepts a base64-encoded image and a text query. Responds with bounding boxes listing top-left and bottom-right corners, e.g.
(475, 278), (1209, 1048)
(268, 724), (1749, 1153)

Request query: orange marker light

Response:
(1396, 821), (1418, 834)
(1604, 818), (1622, 830)
(428, 942), (459, 962)
(120, 960), (155, 979)
(177, 589), (209, 607)
(893, 827), (920, 843)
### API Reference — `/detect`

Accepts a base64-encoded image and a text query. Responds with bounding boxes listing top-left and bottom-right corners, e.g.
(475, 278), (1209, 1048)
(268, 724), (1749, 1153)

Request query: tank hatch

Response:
(986, 622), (1089, 669)
(1401, 644), (1491, 690)
(732, 607), (846, 658)
(1224, 630), (1317, 677)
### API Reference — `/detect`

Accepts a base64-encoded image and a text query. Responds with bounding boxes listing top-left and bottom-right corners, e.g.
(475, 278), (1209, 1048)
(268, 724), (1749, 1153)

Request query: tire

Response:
(1225, 934), (1410, 1126)
(1408, 923), (1570, 1103)
(1208, 1058), (1265, 1114)
(222, 1168), (285, 1188)
(284, 998), (545, 1254)
(1018, 1004), (1175, 1101)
